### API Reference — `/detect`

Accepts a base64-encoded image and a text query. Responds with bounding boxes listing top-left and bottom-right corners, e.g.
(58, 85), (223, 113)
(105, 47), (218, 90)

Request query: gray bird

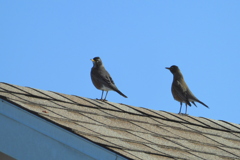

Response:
(90, 57), (127, 101)
(166, 65), (209, 114)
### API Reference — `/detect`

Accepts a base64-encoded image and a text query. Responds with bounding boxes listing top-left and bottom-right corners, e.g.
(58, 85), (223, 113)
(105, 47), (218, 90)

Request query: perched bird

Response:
(90, 57), (127, 101)
(166, 65), (209, 114)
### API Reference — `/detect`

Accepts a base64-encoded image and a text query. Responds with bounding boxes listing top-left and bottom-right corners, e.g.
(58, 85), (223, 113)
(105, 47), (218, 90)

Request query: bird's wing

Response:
(92, 67), (118, 90)
(173, 80), (191, 106)
(104, 74), (115, 86)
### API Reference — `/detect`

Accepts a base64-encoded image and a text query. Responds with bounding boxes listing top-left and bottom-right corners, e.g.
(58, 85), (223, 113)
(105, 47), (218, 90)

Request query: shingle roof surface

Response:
(1, 82), (240, 160)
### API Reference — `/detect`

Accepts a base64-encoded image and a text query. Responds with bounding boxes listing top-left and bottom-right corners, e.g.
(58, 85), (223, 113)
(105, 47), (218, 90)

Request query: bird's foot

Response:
(96, 98), (108, 102)
(178, 113), (188, 116)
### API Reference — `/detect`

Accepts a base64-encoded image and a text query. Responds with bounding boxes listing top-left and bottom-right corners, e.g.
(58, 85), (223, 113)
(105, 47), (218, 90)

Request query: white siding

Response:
(0, 99), (128, 160)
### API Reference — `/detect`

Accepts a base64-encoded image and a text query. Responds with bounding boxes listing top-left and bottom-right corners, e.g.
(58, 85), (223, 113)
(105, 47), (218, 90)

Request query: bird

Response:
(90, 57), (127, 101)
(166, 65), (209, 115)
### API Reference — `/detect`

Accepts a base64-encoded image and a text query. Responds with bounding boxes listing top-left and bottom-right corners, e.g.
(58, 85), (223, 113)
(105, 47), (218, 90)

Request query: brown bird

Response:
(90, 57), (127, 101)
(166, 65), (209, 114)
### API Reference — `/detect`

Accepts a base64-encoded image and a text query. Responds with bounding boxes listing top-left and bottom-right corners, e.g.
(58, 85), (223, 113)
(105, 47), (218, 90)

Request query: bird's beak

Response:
(165, 67), (170, 70)
(90, 59), (95, 62)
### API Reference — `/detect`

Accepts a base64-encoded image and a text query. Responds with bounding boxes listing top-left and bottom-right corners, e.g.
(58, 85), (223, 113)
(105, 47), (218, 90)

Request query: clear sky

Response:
(1, 1), (240, 124)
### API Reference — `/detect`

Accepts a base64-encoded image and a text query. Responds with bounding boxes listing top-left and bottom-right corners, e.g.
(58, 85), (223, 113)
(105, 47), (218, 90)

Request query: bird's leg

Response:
(100, 91), (104, 101)
(178, 102), (182, 114)
(185, 104), (188, 115)
(103, 91), (108, 101)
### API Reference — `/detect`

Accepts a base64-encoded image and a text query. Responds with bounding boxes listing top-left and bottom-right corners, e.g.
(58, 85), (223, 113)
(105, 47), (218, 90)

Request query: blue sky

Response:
(1, 1), (240, 124)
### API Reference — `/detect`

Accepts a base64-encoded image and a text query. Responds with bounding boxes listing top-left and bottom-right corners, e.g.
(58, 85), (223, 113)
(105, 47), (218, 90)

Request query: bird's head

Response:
(165, 65), (180, 74)
(91, 57), (103, 67)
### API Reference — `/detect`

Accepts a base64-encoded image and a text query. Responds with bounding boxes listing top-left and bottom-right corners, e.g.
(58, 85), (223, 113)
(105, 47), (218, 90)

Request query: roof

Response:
(0, 82), (240, 160)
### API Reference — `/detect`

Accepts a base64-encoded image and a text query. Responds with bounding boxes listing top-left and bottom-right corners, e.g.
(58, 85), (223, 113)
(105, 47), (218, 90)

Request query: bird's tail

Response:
(115, 90), (128, 98)
(197, 100), (209, 108)
(191, 101), (197, 107)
